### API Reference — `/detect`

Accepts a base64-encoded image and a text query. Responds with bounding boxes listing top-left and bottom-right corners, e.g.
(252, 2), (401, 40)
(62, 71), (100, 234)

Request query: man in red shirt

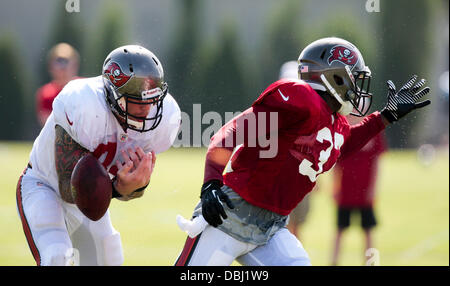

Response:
(175, 37), (430, 266)
(35, 43), (80, 126)
(331, 115), (387, 266)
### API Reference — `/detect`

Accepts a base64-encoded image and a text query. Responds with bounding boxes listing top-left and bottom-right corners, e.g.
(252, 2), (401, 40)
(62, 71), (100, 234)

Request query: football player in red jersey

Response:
(175, 37), (431, 266)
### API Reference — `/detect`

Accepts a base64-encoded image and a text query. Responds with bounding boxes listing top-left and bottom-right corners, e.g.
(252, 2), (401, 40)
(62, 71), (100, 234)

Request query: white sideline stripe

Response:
(399, 229), (449, 262)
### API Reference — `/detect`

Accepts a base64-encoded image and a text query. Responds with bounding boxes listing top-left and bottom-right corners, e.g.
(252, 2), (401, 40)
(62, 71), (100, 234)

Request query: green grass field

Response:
(0, 141), (448, 266)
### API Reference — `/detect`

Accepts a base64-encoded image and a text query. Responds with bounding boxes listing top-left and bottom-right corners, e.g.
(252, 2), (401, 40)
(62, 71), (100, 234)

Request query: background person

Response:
(35, 43), (80, 126)
(331, 115), (387, 266)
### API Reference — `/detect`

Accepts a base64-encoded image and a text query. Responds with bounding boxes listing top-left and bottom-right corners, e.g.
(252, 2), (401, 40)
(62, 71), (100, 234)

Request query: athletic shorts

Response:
(337, 206), (377, 230)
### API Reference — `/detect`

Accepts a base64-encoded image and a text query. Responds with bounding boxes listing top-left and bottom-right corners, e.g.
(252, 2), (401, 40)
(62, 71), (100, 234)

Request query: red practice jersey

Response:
(36, 81), (65, 118)
(204, 79), (386, 215)
(36, 78), (82, 124)
(334, 131), (387, 208)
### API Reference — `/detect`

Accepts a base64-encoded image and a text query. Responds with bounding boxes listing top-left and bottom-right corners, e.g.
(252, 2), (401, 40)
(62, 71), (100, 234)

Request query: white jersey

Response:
(29, 76), (181, 196)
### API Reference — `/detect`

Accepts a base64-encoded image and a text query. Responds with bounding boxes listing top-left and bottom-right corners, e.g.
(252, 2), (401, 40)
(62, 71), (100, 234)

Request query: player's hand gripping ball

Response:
(71, 153), (112, 221)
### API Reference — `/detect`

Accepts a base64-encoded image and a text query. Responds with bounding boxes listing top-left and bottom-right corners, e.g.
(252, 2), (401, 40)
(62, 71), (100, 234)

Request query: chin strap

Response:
(117, 97), (144, 130)
(319, 74), (353, 115)
(338, 101), (354, 116)
(307, 82), (327, 92)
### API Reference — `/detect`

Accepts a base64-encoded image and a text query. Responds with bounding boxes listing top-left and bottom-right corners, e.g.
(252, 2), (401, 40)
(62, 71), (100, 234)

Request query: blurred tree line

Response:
(0, 0), (441, 148)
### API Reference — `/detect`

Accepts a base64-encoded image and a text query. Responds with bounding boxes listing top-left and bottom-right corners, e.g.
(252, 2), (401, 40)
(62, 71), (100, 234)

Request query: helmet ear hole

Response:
(333, 75), (344, 86)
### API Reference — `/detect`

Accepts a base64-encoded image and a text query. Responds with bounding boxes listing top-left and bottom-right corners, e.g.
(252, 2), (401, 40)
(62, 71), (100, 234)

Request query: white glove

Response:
(176, 214), (208, 238)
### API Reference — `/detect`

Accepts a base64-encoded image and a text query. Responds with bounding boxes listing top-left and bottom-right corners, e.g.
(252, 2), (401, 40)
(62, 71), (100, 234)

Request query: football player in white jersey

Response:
(16, 45), (181, 266)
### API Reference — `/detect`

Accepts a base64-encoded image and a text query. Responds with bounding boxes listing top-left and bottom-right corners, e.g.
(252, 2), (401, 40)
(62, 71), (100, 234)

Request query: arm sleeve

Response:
(203, 117), (236, 183)
(339, 111), (386, 160)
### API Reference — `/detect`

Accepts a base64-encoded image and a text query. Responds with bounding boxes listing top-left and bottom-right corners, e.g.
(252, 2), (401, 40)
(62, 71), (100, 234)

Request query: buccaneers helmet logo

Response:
(103, 62), (131, 87)
(327, 45), (359, 67)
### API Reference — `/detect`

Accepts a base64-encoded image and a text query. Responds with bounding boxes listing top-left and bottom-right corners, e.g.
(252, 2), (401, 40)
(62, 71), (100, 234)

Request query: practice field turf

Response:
(0, 141), (448, 266)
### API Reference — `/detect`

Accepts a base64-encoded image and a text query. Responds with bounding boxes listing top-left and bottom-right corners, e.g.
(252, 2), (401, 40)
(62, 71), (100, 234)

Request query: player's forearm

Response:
(54, 124), (90, 203)
(204, 147), (232, 183)
(340, 111), (386, 159)
(203, 117), (237, 183)
(381, 114), (390, 127)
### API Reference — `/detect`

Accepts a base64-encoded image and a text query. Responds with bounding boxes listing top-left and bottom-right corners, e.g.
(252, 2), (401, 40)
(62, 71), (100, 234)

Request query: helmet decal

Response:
(103, 62), (131, 88)
(327, 45), (359, 67)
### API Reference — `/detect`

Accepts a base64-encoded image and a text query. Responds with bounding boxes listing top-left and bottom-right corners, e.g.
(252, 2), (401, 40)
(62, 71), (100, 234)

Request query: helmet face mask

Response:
(298, 37), (373, 117)
(102, 45), (167, 132)
(350, 70), (372, 116)
(110, 84), (168, 132)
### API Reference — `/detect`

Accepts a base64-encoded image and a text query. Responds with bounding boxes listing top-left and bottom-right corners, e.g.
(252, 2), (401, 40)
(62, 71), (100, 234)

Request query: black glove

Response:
(381, 75), (431, 123)
(200, 179), (235, 227)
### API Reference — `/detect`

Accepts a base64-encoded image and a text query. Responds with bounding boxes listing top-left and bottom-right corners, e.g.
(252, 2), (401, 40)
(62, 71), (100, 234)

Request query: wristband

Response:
(111, 177), (122, 198)
(133, 183), (149, 193)
(111, 177), (149, 198)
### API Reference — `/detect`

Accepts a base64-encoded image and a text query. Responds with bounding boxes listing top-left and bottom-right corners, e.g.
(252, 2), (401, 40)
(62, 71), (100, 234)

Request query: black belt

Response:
(27, 162), (32, 169)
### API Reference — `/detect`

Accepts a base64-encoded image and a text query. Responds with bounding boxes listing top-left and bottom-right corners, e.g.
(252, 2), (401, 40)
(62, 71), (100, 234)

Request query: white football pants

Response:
(175, 225), (311, 266)
(16, 167), (124, 266)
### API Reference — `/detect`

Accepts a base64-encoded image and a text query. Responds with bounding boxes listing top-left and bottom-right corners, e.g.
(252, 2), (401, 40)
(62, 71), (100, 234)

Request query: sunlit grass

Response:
(1, 142), (448, 266)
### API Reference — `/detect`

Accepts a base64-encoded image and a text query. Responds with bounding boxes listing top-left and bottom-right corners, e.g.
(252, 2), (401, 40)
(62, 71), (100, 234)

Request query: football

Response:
(70, 153), (112, 221)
